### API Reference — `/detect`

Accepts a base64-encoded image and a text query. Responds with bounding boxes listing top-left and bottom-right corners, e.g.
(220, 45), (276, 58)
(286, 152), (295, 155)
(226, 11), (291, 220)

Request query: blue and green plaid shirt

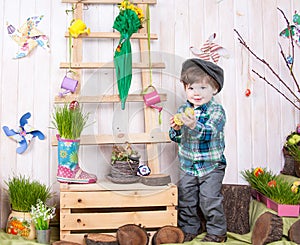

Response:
(169, 99), (226, 177)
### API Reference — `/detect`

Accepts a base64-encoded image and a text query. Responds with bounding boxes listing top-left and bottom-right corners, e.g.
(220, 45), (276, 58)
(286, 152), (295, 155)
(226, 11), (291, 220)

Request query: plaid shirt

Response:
(169, 99), (226, 177)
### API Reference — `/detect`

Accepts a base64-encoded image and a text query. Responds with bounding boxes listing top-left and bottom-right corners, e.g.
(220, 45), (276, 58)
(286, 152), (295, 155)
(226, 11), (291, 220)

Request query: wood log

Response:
(251, 212), (283, 245)
(288, 219), (300, 244)
(140, 174), (171, 186)
(221, 184), (251, 234)
(84, 233), (118, 245)
(151, 225), (184, 245)
(116, 224), (149, 245)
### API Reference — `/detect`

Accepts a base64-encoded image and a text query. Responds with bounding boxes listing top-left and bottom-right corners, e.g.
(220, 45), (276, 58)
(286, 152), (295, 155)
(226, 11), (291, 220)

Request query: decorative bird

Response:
(7, 15), (50, 59)
(190, 33), (229, 64)
(2, 112), (45, 154)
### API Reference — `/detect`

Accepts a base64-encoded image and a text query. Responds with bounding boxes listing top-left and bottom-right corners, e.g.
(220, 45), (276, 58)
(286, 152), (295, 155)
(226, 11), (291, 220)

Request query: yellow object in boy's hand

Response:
(185, 107), (194, 117)
(174, 113), (184, 126)
(174, 107), (195, 126)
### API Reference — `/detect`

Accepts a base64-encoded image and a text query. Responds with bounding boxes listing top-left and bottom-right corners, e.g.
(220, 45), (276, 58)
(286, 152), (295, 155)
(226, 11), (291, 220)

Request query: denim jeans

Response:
(177, 164), (227, 236)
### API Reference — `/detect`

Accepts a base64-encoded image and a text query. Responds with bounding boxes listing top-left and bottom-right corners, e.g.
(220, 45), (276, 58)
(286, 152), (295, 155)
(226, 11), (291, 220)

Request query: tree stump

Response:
(221, 184), (251, 234)
(151, 225), (184, 245)
(84, 233), (118, 245)
(116, 224), (149, 245)
(251, 212), (283, 245)
(288, 219), (300, 244)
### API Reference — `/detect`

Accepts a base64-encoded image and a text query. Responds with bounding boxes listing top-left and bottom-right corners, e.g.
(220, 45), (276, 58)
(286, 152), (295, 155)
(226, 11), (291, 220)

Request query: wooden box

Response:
(59, 180), (178, 244)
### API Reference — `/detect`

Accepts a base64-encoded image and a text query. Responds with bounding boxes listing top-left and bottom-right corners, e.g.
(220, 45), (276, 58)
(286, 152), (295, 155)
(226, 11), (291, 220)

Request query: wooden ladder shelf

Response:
(55, 0), (169, 175)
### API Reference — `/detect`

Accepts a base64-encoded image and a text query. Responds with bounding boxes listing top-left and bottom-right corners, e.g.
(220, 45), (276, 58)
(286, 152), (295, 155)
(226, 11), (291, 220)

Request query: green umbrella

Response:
(113, 8), (141, 110)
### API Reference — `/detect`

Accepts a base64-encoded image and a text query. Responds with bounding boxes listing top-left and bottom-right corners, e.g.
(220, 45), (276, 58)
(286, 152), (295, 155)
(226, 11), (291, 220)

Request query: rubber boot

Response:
(57, 135), (97, 184)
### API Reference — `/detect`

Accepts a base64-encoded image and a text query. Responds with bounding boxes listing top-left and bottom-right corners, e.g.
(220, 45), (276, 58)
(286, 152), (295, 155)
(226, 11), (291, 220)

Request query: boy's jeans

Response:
(177, 164), (227, 236)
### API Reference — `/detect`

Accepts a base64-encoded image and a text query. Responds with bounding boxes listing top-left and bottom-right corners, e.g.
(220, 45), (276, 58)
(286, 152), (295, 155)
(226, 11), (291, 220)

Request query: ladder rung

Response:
(52, 132), (171, 145)
(65, 32), (158, 40)
(54, 94), (167, 103)
(60, 62), (165, 69)
(62, 0), (157, 4)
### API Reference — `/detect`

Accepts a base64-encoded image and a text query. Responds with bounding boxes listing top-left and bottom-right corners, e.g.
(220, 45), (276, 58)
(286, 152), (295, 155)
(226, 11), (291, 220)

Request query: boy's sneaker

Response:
(201, 233), (227, 243)
(184, 233), (197, 242)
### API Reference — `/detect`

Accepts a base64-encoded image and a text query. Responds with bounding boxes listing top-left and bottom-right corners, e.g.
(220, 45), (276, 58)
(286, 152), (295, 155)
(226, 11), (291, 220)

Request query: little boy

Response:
(169, 58), (227, 242)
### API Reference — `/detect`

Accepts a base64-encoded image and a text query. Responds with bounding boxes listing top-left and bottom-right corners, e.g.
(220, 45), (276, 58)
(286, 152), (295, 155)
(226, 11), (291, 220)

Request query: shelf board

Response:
(60, 62), (165, 69)
(52, 132), (171, 145)
(62, 0), (157, 3)
(54, 93), (167, 103)
(65, 32), (158, 40)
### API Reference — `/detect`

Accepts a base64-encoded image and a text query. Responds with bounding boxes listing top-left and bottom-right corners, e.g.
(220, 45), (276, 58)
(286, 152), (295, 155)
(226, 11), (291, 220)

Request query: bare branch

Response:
(277, 7), (300, 91)
(278, 43), (300, 92)
(252, 70), (300, 110)
(234, 28), (300, 109)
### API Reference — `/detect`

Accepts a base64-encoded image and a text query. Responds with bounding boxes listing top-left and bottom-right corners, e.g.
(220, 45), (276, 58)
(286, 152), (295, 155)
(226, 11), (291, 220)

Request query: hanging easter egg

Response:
(286, 55), (293, 64)
(69, 100), (79, 110)
(245, 88), (251, 97)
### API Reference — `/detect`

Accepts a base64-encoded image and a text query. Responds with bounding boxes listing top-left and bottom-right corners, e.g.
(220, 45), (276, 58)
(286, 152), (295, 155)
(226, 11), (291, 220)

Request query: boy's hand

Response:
(170, 116), (181, 130)
(181, 113), (196, 129)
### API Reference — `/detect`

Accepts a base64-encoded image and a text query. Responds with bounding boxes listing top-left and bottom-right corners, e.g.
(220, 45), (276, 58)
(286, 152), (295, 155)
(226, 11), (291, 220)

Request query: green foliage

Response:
(241, 168), (300, 205)
(51, 103), (89, 139)
(111, 144), (139, 164)
(284, 131), (300, 161)
(30, 199), (56, 230)
(5, 175), (52, 212)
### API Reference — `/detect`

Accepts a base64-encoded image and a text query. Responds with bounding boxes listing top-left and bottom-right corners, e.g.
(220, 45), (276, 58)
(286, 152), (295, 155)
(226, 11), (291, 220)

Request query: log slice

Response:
(52, 242), (81, 245)
(288, 219), (300, 244)
(251, 212), (283, 245)
(141, 174), (171, 186)
(116, 224), (149, 245)
(84, 233), (118, 245)
(152, 225), (184, 245)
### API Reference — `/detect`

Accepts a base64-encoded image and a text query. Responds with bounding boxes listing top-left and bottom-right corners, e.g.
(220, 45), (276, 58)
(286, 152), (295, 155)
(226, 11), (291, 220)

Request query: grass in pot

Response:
(4, 175), (52, 240)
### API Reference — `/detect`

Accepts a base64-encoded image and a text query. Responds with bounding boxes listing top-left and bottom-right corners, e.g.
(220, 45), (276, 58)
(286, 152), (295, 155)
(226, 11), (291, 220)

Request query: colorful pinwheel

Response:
(113, 0), (144, 109)
(190, 33), (229, 64)
(7, 16), (50, 59)
(2, 112), (45, 154)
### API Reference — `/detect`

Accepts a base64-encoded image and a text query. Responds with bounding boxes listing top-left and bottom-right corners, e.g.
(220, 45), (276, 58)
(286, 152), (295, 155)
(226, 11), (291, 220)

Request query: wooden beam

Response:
(54, 94), (167, 103)
(60, 62), (165, 69)
(52, 132), (171, 145)
(65, 32), (158, 39)
(62, 0), (157, 4)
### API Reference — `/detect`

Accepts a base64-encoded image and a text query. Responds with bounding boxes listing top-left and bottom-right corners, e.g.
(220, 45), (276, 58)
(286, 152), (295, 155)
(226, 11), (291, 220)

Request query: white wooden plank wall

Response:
(0, 0), (299, 228)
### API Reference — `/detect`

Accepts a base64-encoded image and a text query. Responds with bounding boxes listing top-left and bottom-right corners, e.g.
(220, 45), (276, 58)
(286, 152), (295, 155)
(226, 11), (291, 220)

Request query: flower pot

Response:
(267, 198), (300, 217)
(6, 210), (35, 240)
(111, 160), (139, 178)
(36, 229), (51, 244)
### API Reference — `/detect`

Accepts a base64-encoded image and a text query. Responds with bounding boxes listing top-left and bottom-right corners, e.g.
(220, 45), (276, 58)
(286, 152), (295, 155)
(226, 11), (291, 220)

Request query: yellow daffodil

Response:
(291, 181), (300, 193)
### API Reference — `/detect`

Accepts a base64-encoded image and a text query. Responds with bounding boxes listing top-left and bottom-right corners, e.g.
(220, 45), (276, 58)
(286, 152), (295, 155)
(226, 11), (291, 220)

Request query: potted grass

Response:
(4, 175), (52, 240)
(51, 101), (97, 184)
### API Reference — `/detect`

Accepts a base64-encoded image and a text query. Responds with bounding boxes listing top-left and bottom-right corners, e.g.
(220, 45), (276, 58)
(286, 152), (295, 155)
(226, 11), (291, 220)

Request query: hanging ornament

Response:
(245, 88), (251, 97)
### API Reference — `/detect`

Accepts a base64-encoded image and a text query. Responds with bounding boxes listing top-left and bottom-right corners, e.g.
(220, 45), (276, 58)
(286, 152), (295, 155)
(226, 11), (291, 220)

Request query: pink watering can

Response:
(59, 72), (78, 97)
(143, 85), (163, 123)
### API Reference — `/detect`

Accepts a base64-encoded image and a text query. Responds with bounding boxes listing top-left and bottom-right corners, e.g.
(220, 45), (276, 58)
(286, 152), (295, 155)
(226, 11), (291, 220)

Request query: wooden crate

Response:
(59, 180), (178, 244)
